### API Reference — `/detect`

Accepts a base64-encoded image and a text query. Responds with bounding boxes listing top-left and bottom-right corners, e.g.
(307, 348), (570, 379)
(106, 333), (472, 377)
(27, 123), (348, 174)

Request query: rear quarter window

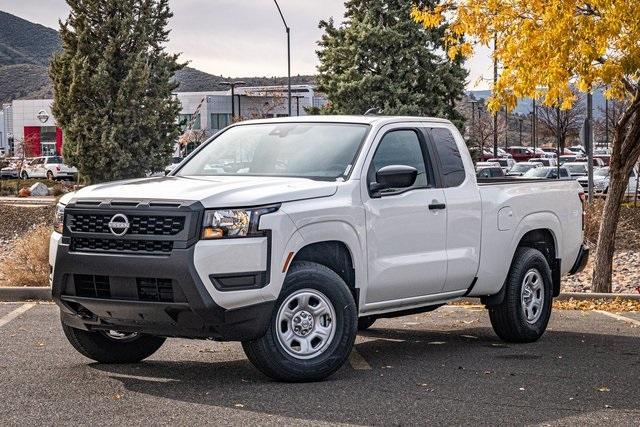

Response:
(430, 128), (466, 187)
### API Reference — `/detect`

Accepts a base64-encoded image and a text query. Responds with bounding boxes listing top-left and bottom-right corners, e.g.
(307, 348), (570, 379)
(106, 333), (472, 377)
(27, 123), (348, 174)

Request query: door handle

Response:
(428, 202), (446, 210)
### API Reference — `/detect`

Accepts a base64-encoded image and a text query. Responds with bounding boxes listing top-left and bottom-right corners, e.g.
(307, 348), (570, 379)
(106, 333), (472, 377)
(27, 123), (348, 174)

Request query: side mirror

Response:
(370, 164), (418, 197)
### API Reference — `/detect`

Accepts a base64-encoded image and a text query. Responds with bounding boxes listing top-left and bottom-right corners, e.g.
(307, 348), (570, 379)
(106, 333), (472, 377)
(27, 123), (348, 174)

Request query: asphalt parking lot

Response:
(1, 302), (638, 426)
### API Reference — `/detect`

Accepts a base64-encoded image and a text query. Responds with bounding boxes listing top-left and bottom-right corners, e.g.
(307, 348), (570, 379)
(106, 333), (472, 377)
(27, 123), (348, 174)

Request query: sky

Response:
(0, 0), (493, 89)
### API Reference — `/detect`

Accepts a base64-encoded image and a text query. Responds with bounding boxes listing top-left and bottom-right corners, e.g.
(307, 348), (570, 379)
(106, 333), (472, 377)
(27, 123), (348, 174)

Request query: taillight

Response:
(579, 192), (586, 230)
(56, 166), (61, 171)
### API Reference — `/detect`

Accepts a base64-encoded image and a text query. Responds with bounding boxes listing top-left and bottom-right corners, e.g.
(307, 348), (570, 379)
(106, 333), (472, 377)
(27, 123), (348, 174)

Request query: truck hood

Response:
(69, 175), (338, 207)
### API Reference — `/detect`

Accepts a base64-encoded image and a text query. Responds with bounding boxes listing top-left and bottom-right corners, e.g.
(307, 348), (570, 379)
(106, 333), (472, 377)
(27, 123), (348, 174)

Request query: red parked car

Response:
(505, 146), (536, 162)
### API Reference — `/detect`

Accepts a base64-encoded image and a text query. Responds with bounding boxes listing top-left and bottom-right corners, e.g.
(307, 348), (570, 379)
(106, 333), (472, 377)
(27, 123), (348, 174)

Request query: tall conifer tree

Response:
(50, 0), (184, 183)
(316, 0), (467, 128)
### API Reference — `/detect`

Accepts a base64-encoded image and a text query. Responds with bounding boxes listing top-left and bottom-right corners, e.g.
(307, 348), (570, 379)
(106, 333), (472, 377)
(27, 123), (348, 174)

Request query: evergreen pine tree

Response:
(316, 0), (467, 128)
(50, 0), (184, 183)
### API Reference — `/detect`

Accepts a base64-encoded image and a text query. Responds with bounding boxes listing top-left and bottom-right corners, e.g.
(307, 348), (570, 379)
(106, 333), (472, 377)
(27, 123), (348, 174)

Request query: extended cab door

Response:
(427, 126), (482, 293)
(362, 126), (447, 305)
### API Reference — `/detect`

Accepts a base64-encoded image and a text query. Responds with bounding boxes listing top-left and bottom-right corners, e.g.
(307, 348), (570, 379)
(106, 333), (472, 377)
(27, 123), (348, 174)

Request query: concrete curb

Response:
(0, 287), (51, 302)
(1, 287), (639, 303)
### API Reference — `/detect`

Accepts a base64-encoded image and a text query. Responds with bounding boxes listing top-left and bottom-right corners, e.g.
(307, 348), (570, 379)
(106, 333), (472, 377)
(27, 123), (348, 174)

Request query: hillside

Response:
(0, 11), (60, 66)
(174, 67), (316, 92)
(0, 11), (316, 104)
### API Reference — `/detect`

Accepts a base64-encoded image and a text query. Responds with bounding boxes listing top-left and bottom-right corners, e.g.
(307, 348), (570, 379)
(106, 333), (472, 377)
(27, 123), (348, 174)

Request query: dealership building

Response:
(0, 84), (325, 157)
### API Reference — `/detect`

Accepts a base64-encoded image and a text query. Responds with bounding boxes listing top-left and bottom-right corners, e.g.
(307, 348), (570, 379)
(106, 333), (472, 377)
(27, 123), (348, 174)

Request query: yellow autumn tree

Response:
(413, 0), (640, 293)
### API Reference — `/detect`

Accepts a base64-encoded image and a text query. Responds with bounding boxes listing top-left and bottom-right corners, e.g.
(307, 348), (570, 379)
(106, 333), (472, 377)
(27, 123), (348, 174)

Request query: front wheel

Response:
(489, 247), (553, 343)
(46, 170), (54, 180)
(242, 261), (357, 382)
(61, 321), (166, 363)
(21, 171), (28, 179)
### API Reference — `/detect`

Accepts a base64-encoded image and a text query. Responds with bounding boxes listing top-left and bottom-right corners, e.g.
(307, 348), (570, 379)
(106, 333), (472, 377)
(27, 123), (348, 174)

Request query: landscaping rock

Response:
(29, 182), (49, 196)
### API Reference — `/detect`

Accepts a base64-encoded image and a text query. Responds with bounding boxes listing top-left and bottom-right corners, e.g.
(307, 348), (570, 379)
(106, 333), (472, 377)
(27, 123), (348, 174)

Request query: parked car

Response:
(567, 145), (586, 156)
(529, 158), (558, 167)
(507, 162), (540, 176)
(594, 154), (611, 166)
(576, 166), (640, 195)
(563, 162), (589, 177)
(21, 156), (77, 180)
(505, 146), (536, 162)
(164, 156), (184, 175)
(487, 157), (515, 173)
(559, 155), (578, 165)
(480, 147), (512, 161)
(50, 116), (588, 382)
(476, 165), (505, 178)
(1, 164), (20, 179)
(575, 157), (606, 168)
(533, 148), (556, 159)
(523, 166), (572, 180)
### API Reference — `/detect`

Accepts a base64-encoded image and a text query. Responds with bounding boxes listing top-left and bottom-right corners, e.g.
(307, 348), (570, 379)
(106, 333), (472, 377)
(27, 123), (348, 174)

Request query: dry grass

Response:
(2, 225), (50, 287)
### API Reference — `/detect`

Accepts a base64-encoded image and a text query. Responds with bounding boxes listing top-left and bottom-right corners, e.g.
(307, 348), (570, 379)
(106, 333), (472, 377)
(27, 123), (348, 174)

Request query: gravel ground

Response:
(562, 250), (640, 294)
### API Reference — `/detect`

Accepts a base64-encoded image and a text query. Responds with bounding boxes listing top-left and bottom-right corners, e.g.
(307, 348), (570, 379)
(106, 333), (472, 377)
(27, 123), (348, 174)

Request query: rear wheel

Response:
(242, 261), (357, 382)
(61, 320), (166, 363)
(21, 171), (28, 179)
(489, 247), (553, 343)
(46, 170), (54, 180)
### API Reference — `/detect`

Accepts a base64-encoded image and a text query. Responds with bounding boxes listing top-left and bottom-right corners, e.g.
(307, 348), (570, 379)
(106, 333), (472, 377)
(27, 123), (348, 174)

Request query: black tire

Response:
(46, 170), (54, 180)
(242, 261), (357, 382)
(357, 316), (376, 331)
(21, 171), (28, 179)
(489, 247), (553, 343)
(61, 321), (166, 363)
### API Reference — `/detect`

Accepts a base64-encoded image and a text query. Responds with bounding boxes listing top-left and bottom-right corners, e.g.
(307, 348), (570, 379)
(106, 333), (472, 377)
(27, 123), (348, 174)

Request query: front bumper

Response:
(52, 243), (274, 340)
(568, 244), (589, 275)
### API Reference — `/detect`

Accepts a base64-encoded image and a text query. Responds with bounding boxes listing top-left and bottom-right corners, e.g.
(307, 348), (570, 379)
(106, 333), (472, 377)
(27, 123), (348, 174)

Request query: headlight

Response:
(53, 203), (65, 233)
(202, 205), (279, 239)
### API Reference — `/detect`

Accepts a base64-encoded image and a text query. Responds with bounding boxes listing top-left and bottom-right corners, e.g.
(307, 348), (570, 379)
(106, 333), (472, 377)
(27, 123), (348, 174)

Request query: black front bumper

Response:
(568, 244), (590, 275)
(53, 244), (274, 341)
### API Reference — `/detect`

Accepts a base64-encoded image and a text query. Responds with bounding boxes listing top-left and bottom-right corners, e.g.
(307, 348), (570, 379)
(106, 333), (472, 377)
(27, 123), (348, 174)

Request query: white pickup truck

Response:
(50, 116), (588, 382)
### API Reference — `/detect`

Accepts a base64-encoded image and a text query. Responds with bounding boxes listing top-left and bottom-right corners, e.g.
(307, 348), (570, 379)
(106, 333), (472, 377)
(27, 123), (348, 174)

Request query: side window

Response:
(430, 128), (466, 187)
(560, 168), (569, 178)
(369, 129), (428, 192)
(491, 168), (503, 177)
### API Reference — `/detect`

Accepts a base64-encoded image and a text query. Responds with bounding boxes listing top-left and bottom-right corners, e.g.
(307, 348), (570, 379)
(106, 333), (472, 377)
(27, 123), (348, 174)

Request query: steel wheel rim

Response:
(275, 288), (337, 360)
(100, 330), (139, 342)
(521, 268), (544, 324)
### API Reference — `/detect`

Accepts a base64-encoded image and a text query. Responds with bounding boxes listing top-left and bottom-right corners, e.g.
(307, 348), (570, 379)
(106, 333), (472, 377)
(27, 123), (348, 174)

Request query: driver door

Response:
(362, 126), (447, 305)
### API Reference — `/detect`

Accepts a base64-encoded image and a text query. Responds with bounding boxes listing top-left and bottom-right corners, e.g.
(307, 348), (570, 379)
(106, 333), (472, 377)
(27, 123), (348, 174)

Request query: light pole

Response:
(586, 92), (594, 200)
(518, 117), (523, 145)
(504, 107), (509, 148)
(492, 34), (498, 158)
(220, 81), (246, 120)
(556, 106), (562, 179)
(274, 0), (292, 116)
(531, 98), (537, 149)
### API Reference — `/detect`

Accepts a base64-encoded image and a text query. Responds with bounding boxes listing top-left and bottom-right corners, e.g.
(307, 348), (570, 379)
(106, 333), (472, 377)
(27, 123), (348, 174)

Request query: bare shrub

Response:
(2, 225), (50, 287)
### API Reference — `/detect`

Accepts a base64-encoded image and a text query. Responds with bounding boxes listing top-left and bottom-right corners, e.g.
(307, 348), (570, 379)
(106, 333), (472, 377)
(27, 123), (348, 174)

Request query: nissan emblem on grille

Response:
(108, 214), (130, 236)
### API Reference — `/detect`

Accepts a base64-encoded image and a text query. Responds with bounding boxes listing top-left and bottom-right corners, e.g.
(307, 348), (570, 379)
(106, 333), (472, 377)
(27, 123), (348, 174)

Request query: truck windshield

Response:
(176, 123), (370, 180)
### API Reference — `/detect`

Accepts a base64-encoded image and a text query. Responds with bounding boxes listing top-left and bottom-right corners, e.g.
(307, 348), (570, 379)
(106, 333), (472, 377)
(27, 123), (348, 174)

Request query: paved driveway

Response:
(1, 302), (638, 426)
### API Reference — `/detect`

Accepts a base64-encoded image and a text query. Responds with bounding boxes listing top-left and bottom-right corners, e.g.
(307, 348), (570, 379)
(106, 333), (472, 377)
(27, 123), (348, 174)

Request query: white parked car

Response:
(164, 157), (184, 175)
(21, 156), (77, 180)
(576, 166), (640, 195)
(49, 116), (588, 382)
